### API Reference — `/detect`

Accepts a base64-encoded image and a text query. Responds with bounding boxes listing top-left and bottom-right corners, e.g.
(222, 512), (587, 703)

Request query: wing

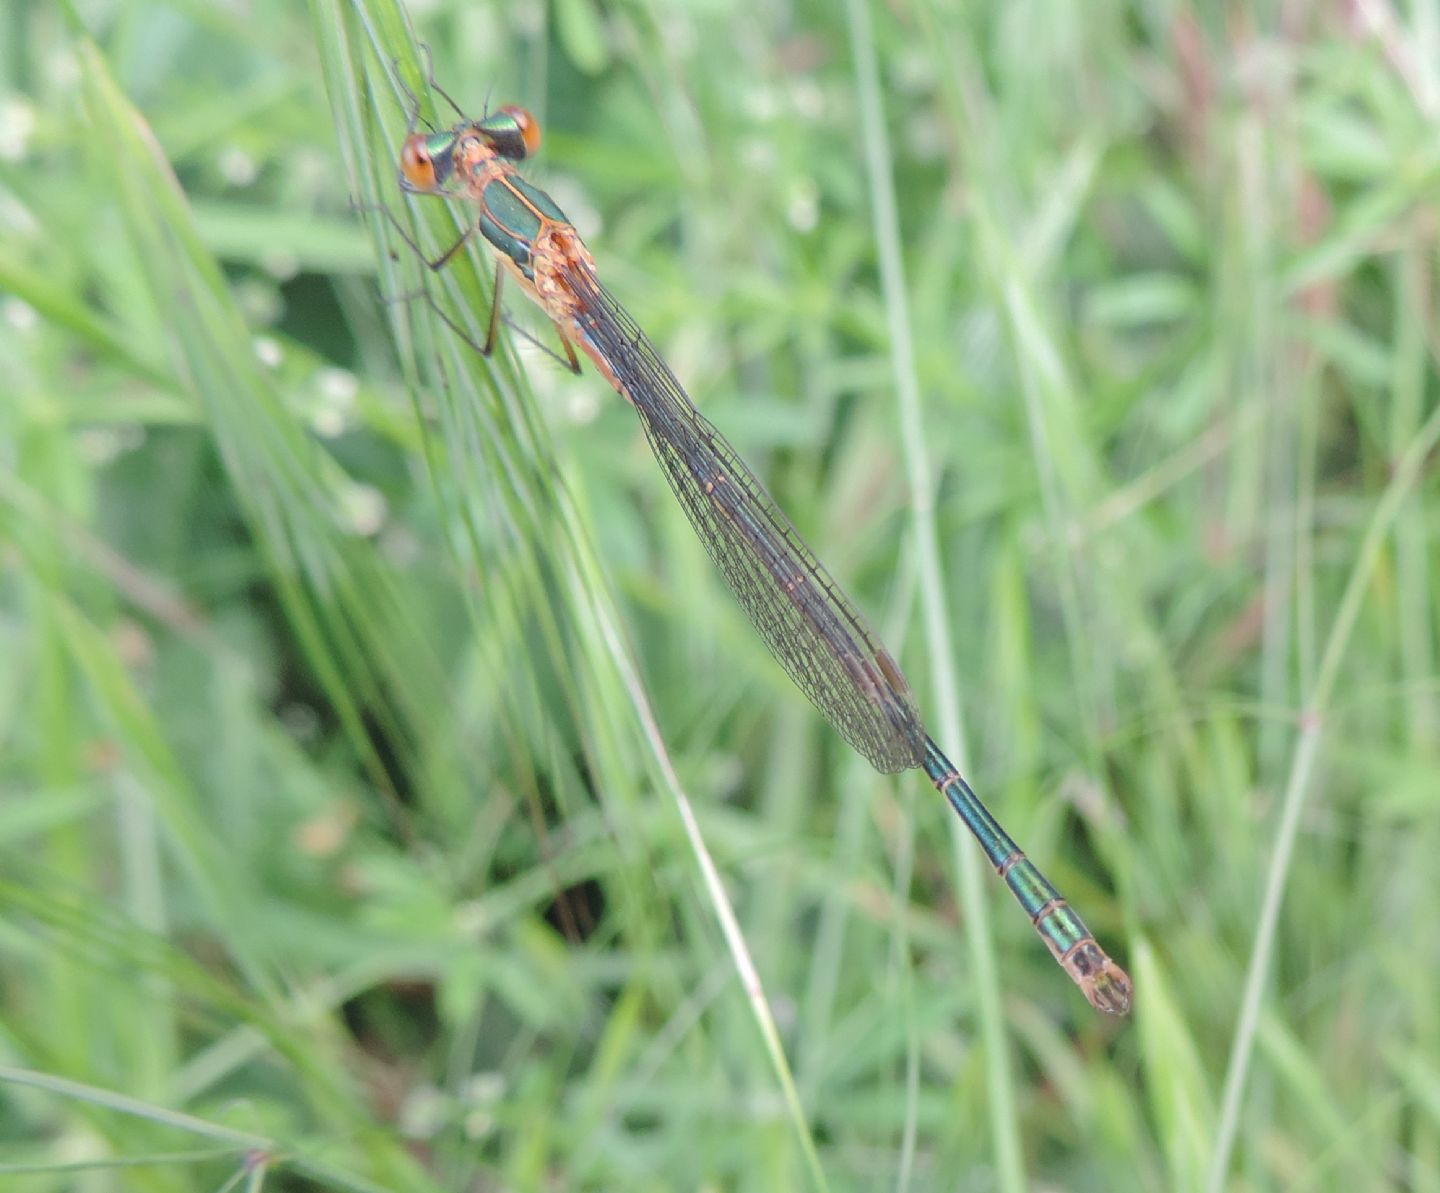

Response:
(564, 261), (926, 774)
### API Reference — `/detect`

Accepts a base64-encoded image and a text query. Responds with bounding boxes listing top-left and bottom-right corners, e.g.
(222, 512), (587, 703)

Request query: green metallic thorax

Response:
(478, 173), (571, 282)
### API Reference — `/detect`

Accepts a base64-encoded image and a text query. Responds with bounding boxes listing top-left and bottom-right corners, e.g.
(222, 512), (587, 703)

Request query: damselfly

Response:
(390, 87), (1131, 1015)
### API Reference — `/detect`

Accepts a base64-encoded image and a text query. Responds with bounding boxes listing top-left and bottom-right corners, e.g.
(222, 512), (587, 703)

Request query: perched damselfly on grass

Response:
(385, 77), (1131, 1015)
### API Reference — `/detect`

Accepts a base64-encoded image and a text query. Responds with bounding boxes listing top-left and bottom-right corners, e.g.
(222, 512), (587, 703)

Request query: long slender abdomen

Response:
(922, 738), (1132, 1014)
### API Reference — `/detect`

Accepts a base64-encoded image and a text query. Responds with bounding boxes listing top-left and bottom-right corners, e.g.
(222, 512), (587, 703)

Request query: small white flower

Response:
(2, 297), (38, 333)
(565, 382), (600, 425)
(787, 178), (819, 233)
(318, 367), (358, 405)
(339, 481), (386, 536)
(791, 79), (825, 122)
(261, 250), (299, 282)
(312, 407), (345, 438)
(218, 146), (257, 187)
(0, 95), (36, 162)
(253, 336), (283, 367)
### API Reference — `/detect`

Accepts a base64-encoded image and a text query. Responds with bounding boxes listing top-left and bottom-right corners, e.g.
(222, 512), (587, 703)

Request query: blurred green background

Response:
(3, 0), (1440, 1189)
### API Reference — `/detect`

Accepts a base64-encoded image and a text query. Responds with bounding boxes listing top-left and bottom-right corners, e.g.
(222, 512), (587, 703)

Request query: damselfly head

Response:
(399, 131), (457, 192)
(476, 105), (541, 161)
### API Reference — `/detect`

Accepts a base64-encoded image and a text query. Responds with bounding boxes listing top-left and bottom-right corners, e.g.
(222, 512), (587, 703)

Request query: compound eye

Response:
(400, 134), (436, 189)
(499, 105), (542, 158)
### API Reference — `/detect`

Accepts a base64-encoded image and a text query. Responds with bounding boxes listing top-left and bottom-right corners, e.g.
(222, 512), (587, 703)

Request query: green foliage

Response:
(2, 1), (1439, 1190)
